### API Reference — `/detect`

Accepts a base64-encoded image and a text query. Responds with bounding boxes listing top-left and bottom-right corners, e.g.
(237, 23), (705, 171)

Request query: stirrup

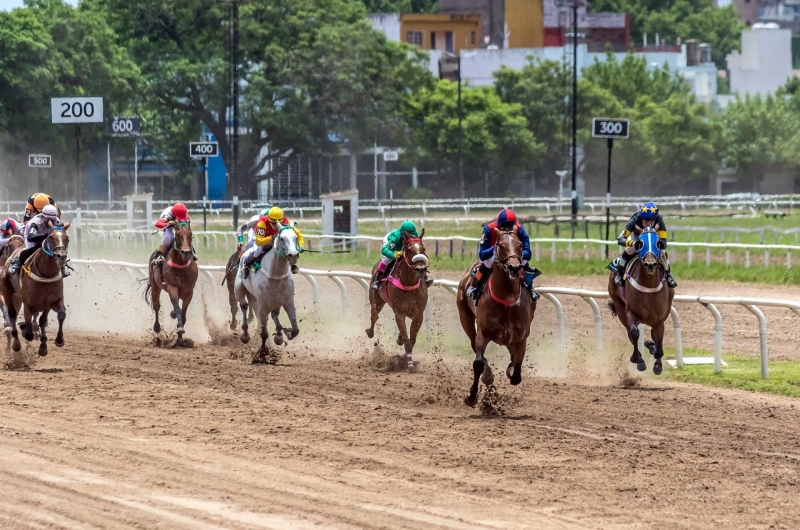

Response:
(151, 254), (164, 266)
(7, 259), (19, 274)
(529, 287), (540, 302)
(371, 281), (380, 290)
(61, 267), (71, 278)
(614, 273), (624, 285)
(291, 264), (299, 274)
(466, 285), (478, 299)
(425, 276), (433, 287)
(241, 266), (251, 279)
(667, 275), (678, 288)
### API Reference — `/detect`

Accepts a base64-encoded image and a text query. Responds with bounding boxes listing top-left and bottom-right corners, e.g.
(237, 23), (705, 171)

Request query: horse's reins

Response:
(24, 228), (67, 283)
(488, 231), (522, 306)
(386, 237), (425, 291)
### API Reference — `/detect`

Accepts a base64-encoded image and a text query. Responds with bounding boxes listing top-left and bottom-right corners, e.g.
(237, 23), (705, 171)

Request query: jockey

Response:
(8, 205), (69, 277)
(0, 218), (22, 251)
(371, 220), (433, 289)
(608, 202), (677, 288)
(235, 207), (270, 252)
(466, 208), (540, 301)
(23, 192), (58, 224)
(240, 206), (304, 279)
(151, 202), (196, 266)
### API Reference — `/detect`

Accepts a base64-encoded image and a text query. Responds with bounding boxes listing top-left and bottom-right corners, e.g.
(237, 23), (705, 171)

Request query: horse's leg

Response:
(283, 299), (299, 340)
(54, 302), (66, 347)
(37, 310), (49, 357)
(22, 305), (34, 342)
(256, 310), (269, 362)
(506, 338), (527, 386)
(406, 313), (424, 371)
(151, 281), (162, 333)
(179, 290), (194, 345)
(226, 271), (238, 330)
(394, 313), (412, 371)
(270, 308), (284, 345)
(625, 310), (646, 372)
(7, 298), (19, 352)
(649, 321), (666, 376)
(166, 286), (184, 346)
(464, 330), (489, 407)
(365, 295), (385, 339)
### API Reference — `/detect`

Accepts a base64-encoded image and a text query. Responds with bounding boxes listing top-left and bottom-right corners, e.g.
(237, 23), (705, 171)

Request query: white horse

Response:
(234, 225), (301, 361)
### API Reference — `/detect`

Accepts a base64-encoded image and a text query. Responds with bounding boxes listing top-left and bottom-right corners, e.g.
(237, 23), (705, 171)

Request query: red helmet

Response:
(0, 218), (17, 235)
(172, 202), (189, 221)
(497, 208), (517, 227)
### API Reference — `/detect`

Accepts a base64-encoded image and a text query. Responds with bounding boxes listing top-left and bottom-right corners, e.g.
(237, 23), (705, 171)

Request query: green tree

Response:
(101, 0), (431, 197)
(406, 80), (542, 195)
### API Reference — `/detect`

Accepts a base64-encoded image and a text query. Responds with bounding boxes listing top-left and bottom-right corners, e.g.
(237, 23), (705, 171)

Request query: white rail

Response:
(69, 259), (800, 378)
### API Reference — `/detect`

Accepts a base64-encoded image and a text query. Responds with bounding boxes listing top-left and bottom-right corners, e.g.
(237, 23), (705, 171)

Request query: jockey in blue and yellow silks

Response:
(467, 208), (540, 301)
(608, 202), (677, 288)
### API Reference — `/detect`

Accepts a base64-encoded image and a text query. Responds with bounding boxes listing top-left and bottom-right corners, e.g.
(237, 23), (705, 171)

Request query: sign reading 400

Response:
(189, 142), (219, 158)
(592, 118), (630, 139)
(51, 97), (104, 124)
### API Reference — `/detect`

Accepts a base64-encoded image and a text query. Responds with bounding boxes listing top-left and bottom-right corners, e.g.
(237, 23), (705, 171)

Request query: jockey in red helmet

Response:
(151, 202), (196, 266)
(466, 208), (540, 301)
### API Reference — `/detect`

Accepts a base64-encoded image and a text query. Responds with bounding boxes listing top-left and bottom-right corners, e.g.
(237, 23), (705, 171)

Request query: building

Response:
(438, 0), (545, 48)
(373, 13), (484, 55)
(734, 0), (762, 26)
(726, 25), (792, 96)
(542, 0), (630, 51)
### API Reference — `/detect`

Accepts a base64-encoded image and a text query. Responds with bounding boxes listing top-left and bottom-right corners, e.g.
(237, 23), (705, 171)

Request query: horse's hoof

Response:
(11, 339), (20, 353)
(273, 333), (284, 346)
(653, 359), (663, 376)
(644, 340), (656, 355)
(23, 332), (33, 342)
(396, 335), (404, 346)
(229, 321), (237, 331)
(170, 311), (176, 320)
(510, 372), (522, 386)
(37, 345), (47, 357)
(464, 395), (478, 407)
(287, 328), (299, 340)
(506, 363), (514, 380)
(637, 360), (647, 372)
(240, 333), (250, 344)
(481, 370), (495, 387)
(55, 337), (64, 347)
(365, 328), (374, 339)
(153, 322), (161, 333)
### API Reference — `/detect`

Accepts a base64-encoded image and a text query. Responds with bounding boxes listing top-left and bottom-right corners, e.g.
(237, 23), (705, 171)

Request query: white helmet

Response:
(42, 205), (58, 219)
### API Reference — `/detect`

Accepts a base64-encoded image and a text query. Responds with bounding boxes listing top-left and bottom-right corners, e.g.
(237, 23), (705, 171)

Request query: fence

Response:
(69, 259), (800, 378)
(81, 229), (800, 270)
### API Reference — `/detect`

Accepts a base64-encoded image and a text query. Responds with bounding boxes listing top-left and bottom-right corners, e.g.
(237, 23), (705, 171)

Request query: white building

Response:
(726, 25), (792, 97)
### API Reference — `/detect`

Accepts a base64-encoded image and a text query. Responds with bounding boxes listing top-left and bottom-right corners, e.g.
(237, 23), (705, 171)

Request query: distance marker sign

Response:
(106, 117), (141, 137)
(592, 118), (630, 139)
(28, 154), (51, 168)
(51, 97), (104, 124)
(189, 142), (219, 158)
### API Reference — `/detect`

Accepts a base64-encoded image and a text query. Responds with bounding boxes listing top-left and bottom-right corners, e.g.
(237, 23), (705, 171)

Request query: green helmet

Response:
(400, 220), (417, 234)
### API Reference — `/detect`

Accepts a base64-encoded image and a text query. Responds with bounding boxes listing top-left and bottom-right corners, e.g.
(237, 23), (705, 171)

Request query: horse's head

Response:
(495, 229), (522, 279)
(276, 225), (300, 268)
(403, 228), (428, 280)
(635, 226), (662, 273)
(173, 222), (194, 261)
(46, 225), (69, 268)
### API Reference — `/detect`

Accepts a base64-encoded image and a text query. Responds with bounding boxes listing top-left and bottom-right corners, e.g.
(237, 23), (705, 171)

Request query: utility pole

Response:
(457, 54), (464, 199)
(571, 0), (579, 234)
(221, 0), (242, 200)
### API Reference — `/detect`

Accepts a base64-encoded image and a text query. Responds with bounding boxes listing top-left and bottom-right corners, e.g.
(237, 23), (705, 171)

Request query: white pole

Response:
(107, 142), (112, 206)
(134, 140), (139, 195)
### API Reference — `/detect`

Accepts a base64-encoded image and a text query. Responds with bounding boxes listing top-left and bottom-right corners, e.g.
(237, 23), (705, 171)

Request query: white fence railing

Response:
(81, 230), (800, 269)
(69, 259), (800, 378)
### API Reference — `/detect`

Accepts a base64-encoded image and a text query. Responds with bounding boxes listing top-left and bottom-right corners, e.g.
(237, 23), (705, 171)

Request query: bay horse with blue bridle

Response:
(456, 230), (536, 407)
(607, 226), (675, 375)
(0, 226), (70, 356)
(365, 231), (429, 371)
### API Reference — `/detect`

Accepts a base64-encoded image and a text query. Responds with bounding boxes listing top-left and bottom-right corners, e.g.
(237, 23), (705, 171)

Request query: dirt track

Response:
(0, 332), (799, 529)
(1, 266), (799, 528)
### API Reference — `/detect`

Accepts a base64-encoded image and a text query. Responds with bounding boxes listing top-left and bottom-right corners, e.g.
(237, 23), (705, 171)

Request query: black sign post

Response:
(189, 142), (220, 232)
(592, 118), (630, 258)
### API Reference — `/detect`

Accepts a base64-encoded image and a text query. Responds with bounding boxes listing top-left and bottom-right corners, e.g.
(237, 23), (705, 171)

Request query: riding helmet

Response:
(497, 208), (517, 227)
(400, 220), (417, 234)
(268, 206), (284, 222)
(42, 205), (59, 219)
(172, 202), (189, 221)
(33, 193), (51, 212)
(640, 202), (658, 220)
(0, 218), (17, 234)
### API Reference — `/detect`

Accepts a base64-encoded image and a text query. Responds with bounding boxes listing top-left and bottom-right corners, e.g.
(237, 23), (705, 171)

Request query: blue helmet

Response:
(640, 202), (658, 220)
(497, 208), (518, 227)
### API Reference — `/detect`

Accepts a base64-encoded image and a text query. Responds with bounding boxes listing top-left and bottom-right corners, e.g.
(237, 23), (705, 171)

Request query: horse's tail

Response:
(143, 279), (153, 308)
(223, 250), (240, 286)
(606, 299), (617, 317)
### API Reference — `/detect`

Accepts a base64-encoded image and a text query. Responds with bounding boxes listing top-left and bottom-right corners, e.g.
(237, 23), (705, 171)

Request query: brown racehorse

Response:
(145, 222), (198, 346)
(223, 247), (254, 330)
(0, 226), (70, 356)
(607, 226), (675, 375)
(456, 230), (536, 407)
(0, 236), (25, 336)
(365, 231), (429, 371)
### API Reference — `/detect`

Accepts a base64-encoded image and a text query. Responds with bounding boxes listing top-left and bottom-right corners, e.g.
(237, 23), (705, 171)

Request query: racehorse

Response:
(0, 226), (70, 356)
(456, 230), (536, 407)
(365, 231), (429, 371)
(607, 226), (675, 375)
(234, 225), (301, 362)
(145, 222), (198, 346)
(223, 248), (254, 330)
(0, 236), (25, 340)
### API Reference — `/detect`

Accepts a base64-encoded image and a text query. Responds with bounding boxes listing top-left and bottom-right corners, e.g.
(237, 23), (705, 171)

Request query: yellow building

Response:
(505, 0), (544, 49)
(400, 14), (482, 55)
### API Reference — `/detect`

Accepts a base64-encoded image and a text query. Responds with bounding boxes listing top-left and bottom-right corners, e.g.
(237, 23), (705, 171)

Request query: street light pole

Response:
(571, 1), (578, 233)
(220, 0), (241, 200)
(458, 54), (464, 199)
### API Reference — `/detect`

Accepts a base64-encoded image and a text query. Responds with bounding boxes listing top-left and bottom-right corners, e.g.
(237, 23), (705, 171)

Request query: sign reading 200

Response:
(51, 97), (104, 124)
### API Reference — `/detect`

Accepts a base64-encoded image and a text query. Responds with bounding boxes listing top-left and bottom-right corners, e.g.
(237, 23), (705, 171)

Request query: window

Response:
(430, 32), (436, 50)
(445, 31), (454, 53)
(406, 31), (423, 46)
(471, 31), (476, 45)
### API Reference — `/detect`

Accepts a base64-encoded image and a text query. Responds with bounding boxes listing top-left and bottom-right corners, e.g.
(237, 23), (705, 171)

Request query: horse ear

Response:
(419, 228), (425, 239)
(62, 222), (71, 231)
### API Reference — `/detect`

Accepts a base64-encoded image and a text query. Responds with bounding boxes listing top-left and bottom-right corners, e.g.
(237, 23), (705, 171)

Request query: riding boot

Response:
(291, 264), (299, 274)
(612, 253), (634, 285)
(6, 257), (20, 275)
(666, 271), (678, 288)
(522, 264), (541, 302)
(241, 253), (256, 279)
(61, 266), (71, 278)
(466, 263), (491, 300)
(192, 247), (199, 261)
(151, 245), (165, 266)
(425, 274), (434, 288)
(372, 262), (388, 289)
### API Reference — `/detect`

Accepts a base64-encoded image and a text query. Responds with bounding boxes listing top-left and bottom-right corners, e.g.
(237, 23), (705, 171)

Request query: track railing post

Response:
(670, 306), (683, 368)
(541, 293), (565, 353)
(582, 296), (603, 354)
(701, 302), (722, 373)
(744, 304), (768, 378)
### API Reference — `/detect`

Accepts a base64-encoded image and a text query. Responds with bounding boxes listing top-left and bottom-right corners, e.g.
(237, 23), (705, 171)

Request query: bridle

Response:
(493, 230), (521, 277)
(274, 225), (299, 258)
(403, 237), (425, 269)
(42, 226), (68, 267)
(172, 221), (192, 251)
